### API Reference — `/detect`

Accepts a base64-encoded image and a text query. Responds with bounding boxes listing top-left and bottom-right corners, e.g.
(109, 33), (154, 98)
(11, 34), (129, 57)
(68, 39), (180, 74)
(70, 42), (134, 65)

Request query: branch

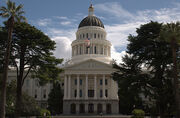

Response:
(22, 65), (33, 86)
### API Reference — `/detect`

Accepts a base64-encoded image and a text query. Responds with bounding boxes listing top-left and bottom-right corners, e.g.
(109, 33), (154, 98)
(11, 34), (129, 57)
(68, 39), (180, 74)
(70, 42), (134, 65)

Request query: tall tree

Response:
(10, 22), (63, 117)
(113, 55), (147, 114)
(159, 22), (180, 118)
(48, 82), (63, 115)
(114, 21), (175, 117)
(0, 1), (26, 118)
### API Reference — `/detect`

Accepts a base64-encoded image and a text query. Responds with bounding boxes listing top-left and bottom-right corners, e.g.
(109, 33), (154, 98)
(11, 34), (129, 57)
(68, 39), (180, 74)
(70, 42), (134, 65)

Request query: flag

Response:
(85, 38), (90, 48)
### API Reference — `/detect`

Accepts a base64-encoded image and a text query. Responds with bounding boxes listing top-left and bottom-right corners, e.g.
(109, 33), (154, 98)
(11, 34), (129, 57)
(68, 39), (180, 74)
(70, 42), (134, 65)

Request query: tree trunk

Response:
(171, 39), (180, 118)
(15, 46), (26, 118)
(0, 16), (14, 118)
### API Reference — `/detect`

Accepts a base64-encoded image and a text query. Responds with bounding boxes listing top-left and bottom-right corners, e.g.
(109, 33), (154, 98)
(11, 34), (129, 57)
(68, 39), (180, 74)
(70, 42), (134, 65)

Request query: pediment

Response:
(65, 59), (112, 70)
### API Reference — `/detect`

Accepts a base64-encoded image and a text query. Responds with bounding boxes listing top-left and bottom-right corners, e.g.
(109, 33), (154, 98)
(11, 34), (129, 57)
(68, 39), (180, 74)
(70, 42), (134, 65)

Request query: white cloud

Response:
(95, 2), (133, 19)
(37, 18), (51, 26)
(60, 21), (71, 26)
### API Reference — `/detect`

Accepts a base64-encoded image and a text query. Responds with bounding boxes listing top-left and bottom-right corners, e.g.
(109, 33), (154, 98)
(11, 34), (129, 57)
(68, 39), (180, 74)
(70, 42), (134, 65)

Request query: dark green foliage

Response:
(0, 79), (40, 116)
(0, 22), (63, 116)
(0, 26), (7, 72)
(47, 82), (63, 115)
(113, 21), (175, 117)
(113, 55), (148, 114)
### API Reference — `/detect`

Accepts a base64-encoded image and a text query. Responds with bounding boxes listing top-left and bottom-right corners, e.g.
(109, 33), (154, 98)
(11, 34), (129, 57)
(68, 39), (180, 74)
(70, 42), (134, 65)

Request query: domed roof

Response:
(78, 15), (105, 29)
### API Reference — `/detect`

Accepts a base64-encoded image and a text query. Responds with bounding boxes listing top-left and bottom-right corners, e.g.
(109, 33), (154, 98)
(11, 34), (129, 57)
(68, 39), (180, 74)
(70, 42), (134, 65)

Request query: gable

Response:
(65, 59), (112, 70)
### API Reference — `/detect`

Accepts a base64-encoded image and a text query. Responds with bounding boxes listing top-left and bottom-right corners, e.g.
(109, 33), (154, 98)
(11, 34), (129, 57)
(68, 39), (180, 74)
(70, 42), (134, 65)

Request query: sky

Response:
(1, 0), (180, 64)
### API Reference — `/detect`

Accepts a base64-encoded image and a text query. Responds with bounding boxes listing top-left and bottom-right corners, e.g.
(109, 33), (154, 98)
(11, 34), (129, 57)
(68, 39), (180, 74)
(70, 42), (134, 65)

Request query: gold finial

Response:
(88, 2), (94, 16)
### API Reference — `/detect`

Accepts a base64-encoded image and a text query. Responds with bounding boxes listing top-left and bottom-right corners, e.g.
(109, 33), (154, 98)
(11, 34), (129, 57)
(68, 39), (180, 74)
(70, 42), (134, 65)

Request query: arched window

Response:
(88, 103), (94, 113)
(79, 104), (85, 113)
(71, 103), (76, 114)
(106, 104), (111, 114)
(94, 33), (96, 38)
(97, 104), (103, 114)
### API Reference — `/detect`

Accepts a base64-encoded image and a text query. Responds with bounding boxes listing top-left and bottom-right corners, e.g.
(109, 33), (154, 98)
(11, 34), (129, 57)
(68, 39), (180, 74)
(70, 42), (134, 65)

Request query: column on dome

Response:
(64, 75), (67, 99)
(68, 75), (71, 99)
(103, 45), (105, 55)
(94, 75), (97, 99)
(103, 75), (106, 98)
(76, 75), (80, 99)
(85, 75), (88, 99)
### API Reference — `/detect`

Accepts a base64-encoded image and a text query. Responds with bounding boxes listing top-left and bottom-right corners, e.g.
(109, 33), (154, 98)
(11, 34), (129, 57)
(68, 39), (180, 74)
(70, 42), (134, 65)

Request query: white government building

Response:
(63, 4), (119, 114)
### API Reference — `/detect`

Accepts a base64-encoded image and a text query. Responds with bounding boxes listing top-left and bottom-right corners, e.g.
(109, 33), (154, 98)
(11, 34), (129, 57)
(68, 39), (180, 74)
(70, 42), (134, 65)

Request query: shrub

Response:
(131, 109), (145, 118)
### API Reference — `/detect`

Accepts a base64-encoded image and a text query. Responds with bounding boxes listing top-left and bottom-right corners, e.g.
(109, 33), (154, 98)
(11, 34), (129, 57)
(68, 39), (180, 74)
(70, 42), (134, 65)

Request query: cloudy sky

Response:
(1, 0), (180, 64)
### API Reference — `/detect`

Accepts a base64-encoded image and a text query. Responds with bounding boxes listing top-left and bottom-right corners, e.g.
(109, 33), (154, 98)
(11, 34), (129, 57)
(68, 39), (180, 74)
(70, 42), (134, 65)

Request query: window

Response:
(105, 79), (108, 85)
(98, 34), (100, 38)
(80, 34), (82, 39)
(80, 79), (82, 85)
(43, 89), (46, 98)
(80, 89), (82, 97)
(34, 89), (37, 98)
(101, 34), (103, 39)
(105, 89), (108, 97)
(94, 33), (96, 38)
(83, 34), (85, 38)
(100, 79), (103, 85)
(86, 33), (88, 38)
(94, 46), (97, 54)
(100, 89), (103, 98)
(88, 90), (94, 97)
(79, 104), (85, 113)
(74, 89), (77, 97)
(75, 79), (77, 85)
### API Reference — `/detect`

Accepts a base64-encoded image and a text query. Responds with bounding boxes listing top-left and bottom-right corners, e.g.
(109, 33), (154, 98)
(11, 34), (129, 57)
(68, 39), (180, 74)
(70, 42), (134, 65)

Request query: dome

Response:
(78, 16), (104, 29)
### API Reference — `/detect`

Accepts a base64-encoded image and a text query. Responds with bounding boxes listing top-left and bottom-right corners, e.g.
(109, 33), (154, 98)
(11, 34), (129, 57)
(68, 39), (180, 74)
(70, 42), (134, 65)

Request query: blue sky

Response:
(1, 0), (180, 63)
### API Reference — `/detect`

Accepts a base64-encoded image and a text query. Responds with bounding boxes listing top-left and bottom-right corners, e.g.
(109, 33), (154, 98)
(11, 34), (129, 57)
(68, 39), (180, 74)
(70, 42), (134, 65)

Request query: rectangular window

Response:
(74, 89), (77, 97)
(75, 79), (77, 85)
(35, 89), (37, 98)
(88, 90), (94, 97)
(105, 79), (108, 85)
(100, 89), (103, 98)
(94, 34), (96, 38)
(86, 33), (88, 38)
(80, 89), (82, 97)
(100, 79), (103, 85)
(105, 89), (108, 97)
(43, 89), (46, 99)
(80, 79), (82, 85)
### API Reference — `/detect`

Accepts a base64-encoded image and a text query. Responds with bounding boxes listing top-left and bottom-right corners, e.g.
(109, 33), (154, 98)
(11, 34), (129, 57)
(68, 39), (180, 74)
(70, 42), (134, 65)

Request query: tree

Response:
(9, 22), (63, 117)
(0, 1), (25, 117)
(113, 21), (175, 117)
(159, 22), (180, 118)
(47, 82), (63, 115)
(113, 55), (147, 114)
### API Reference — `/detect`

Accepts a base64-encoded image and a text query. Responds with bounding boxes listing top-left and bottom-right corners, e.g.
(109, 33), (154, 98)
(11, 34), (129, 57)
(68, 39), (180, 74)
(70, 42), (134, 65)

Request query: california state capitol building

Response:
(63, 4), (119, 114)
